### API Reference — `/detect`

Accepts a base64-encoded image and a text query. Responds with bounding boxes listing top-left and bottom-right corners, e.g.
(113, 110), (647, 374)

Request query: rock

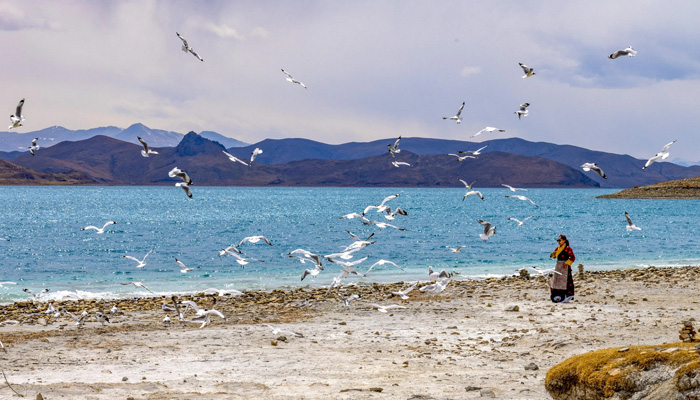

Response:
(524, 362), (539, 371)
(618, 347), (629, 352)
(505, 305), (519, 312)
(122, 376), (128, 381)
(479, 388), (495, 397)
(465, 386), (482, 392)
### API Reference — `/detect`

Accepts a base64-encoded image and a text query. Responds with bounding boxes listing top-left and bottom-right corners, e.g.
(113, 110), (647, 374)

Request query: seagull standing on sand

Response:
(581, 163), (607, 179)
(63, 310), (86, 327)
(609, 45), (637, 59)
(176, 32), (204, 61)
(478, 219), (496, 242)
(250, 148), (263, 164)
(81, 221), (117, 234)
(443, 102), (465, 124)
(625, 211), (642, 231)
(643, 140), (676, 170)
(28, 137), (39, 155)
(519, 63), (535, 78)
(505, 195), (539, 208)
(470, 127), (504, 139)
(222, 150), (249, 166)
(515, 103), (530, 119)
(123, 250), (153, 268)
(281, 69), (307, 89)
(137, 136), (158, 157)
(508, 216), (534, 226)
(96, 311), (110, 326)
(9, 99), (24, 129)
(168, 167), (192, 185)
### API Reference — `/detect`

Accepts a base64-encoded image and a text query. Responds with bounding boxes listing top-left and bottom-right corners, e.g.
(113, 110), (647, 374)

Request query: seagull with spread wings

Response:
(625, 211), (642, 231)
(478, 219), (496, 242)
(507, 216), (535, 226)
(81, 221), (117, 234)
(281, 69), (307, 89)
(609, 45), (637, 59)
(581, 162), (607, 179)
(519, 62), (535, 78)
(28, 137), (39, 155)
(505, 195), (539, 208)
(442, 102), (465, 123)
(137, 136), (158, 157)
(250, 148), (263, 164)
(238, 235), (272, 247)
(120, 281), (155, 294)
(222, 150), (249, 166)
(176, 32), (204, 61)
(515, 102), (530, 119)
(470, 127), (504, 139)
(643, 140), (676, 170)
(502, 184), (527, 192)
(9, 99), (25, 129)
(387, 136), (401, 155)
(168, 167), (192, 185)
(123, 249), (153, 268)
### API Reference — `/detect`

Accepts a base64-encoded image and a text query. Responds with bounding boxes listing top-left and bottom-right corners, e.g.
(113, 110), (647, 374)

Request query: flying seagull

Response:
(23, 288), (49, 299)
(263, 323), (303, 337)
(609, 45), (637, 59)
(459, 145), (489, 156)
(120, 281), (155, 294)
(470, 127), (504, 139)
(238, 235), (272, 247)
(281, 69), (307, 89)
(387, 136), (401, 155)
(175, 182), (192, 198)
(446, 246), (465, 253)
(63, 309), (86, 327)
(81, 221), (117, 234)
(448, 153), (476, 162)
(360, 259), (404, 277)
(502, 184), (527, 192)
(521, 266), (562, 277)
(505, 195), (539, 208)
(625, 211), (642, 231)
(368, 303), (407, 313)
(514, 103), (530, 119)
(338, 293), (362, 307)
(301, 264), (323, 281)
(519, 62), (535, 78)
(362, 194), (399, 215)
(459, 179), (477, 190)
(443, 102), (465, 124)
(419, 277), (451, 294)
(175, 258), (200, 273)
(507, 216), (534, 226)
(176, 32), (204, 61)
(168, 167), (192, 185)
(581, 163), (607, 179)
(28, 137), (39, 155)
(250, 148), (263, 164)
(123, 249), (153, 268)
(218, 245), (243, 259)
(390, 152), (411, 168)
(478, 219), (496, 242)
(9, 98), (24, 129)
(391, 282), (418, 300)
(463, 190), (484, 202)
(643, 140), (676, 170)
(222, 150), (249, 166)
(0, 281), (17, 287)
(138, 136), (158, 157)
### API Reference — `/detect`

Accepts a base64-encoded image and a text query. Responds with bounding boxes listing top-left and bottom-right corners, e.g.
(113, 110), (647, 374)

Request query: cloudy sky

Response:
(3, 1), (700, 161)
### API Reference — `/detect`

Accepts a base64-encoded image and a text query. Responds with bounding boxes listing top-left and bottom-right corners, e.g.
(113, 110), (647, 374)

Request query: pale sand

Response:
(0, 266), (698, 399)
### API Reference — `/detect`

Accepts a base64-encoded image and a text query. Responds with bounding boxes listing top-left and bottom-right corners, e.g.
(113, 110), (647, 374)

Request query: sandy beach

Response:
(0, 266), (698, 399)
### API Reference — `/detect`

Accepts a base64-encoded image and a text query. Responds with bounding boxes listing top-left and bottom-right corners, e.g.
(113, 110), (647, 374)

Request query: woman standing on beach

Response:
(549, 234), (575, 303)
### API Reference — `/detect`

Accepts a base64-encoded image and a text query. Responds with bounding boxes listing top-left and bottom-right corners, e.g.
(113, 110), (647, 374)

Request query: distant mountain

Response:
(224, 137), (700, 188)
(0, 123), (247, 155)
(0, 159), (95, 185)
(10, 133), (598, 187)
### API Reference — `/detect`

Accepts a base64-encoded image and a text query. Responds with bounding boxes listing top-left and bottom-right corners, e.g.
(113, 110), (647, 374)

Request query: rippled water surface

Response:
(1, 186), (698, 302)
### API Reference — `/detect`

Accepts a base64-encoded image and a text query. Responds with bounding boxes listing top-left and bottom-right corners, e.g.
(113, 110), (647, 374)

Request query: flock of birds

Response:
(0, 38), (663, 329)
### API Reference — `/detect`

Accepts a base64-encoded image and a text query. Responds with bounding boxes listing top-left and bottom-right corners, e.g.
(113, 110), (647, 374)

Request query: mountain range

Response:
(1, 124), (699, 188)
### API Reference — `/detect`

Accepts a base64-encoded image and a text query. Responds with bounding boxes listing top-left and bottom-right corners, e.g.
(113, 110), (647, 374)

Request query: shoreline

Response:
(1, 265), (699, 399)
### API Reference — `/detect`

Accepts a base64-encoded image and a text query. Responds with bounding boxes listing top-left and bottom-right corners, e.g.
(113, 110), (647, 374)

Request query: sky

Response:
(3, 1), (700, 162)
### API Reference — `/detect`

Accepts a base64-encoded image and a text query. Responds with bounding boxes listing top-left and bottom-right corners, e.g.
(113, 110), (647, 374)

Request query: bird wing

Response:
(519, 63), (529, 73)
(16, 99), (24, 117)
(456, 102), (465, 117)
(101, 221), (116, 230)
(379, 194), (399, 207)
(625, 211), (634, 225)
(346, 231), (361, 241)
(82, 226), (99, 231)
(123, 255), (141, 263)
(176, 32), (188, 47)
(189, 49), (203, 61)
(660, 140), (676, 153)
(175, 259), (187, 270)
(138, 136), (149, 152)
(393, 136), (401, 149)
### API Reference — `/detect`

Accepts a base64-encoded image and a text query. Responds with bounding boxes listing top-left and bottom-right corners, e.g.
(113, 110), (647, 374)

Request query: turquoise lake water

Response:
(0, 186), (698, 303)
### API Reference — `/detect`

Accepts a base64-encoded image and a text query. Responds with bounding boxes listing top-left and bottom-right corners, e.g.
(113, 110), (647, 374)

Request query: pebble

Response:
(122, 376), (128, 381)
(524, 362), (539, 371)
(479, 388), (495, 397)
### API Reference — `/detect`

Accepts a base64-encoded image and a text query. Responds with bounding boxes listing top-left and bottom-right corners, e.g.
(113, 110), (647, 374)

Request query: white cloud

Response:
(203, 22), (246, 41)
(249, 26), (269, 39)
(460, 66), (481, 77)
(0, 3), (56, 31)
